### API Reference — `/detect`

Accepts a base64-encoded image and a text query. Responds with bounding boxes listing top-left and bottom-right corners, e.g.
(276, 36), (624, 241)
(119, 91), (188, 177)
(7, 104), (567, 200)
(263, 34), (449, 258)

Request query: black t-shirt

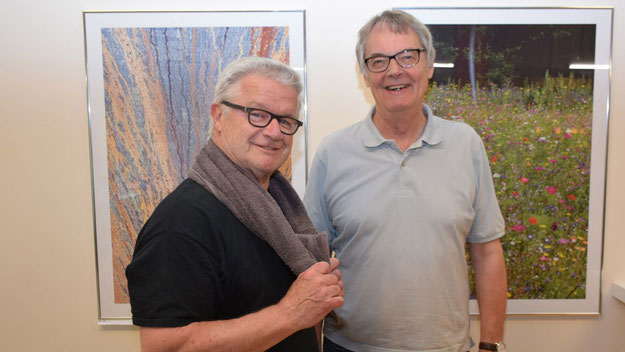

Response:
(126, 179), (318, 351)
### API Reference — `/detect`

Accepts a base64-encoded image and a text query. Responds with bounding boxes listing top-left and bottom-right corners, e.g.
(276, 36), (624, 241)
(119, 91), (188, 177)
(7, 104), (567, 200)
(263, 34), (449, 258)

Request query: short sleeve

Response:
(126, 228), (224, 327)
(467, 132), (505, 243)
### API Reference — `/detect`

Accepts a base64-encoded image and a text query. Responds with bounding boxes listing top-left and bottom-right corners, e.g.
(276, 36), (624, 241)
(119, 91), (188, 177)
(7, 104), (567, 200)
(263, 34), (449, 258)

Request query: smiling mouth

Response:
(386, 84), (408, 91)
(258, 145), (280, 151)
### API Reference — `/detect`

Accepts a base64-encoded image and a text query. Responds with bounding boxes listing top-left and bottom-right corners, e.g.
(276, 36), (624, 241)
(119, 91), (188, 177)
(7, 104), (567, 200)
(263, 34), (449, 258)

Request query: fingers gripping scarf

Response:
(189, 139), (330, 275)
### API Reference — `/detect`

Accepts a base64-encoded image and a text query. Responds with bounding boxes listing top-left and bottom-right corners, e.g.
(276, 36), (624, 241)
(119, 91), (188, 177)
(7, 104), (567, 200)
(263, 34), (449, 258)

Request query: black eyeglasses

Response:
(364, 48), (426, 73)
(222, 101), (303, 135)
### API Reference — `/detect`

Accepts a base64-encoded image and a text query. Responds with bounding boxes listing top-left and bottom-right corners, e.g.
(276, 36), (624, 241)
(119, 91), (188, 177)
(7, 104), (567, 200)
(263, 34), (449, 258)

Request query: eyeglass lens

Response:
(366, 49), (423, 72)
(247, 109), (299, 134)
(222, 101), (301, 135)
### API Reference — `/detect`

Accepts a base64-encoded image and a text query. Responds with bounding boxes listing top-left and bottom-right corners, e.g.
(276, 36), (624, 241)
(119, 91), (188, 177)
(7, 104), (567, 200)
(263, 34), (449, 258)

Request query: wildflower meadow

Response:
(426, 73), (592, 299)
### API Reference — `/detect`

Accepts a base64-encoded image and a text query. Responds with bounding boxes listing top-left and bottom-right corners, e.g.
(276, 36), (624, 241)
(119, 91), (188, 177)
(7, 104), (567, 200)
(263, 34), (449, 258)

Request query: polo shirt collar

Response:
(362, 104), (444, 148)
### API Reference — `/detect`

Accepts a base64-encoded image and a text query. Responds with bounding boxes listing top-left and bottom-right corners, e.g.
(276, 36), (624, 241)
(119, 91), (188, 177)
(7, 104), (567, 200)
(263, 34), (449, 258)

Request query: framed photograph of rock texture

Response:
(84, 10), (307, 323)
(399, 7), (612, 314)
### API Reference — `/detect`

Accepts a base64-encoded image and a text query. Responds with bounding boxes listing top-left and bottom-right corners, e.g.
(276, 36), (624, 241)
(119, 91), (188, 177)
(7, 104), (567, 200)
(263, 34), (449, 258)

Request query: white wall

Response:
(1, 0), (624, 351)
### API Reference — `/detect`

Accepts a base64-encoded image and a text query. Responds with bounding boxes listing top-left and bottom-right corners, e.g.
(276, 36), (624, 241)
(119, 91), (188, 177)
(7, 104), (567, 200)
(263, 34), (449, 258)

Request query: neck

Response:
(258, 177), (270, 190)
(372, 106), (427, 152)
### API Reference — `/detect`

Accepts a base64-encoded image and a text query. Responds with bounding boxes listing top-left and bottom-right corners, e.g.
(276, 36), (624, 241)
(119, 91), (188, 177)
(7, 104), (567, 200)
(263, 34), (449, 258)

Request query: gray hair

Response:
(356, 10), (436, 76)
(212, 56), (303, 115)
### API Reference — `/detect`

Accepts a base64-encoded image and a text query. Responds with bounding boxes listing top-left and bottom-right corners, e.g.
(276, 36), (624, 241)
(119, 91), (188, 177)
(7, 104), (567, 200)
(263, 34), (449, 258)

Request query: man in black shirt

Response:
(126, 57), (344, 351)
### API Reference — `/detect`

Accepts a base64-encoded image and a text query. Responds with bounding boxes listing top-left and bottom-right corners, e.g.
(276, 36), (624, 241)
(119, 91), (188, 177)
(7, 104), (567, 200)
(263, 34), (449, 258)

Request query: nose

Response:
(386, 57), (403, 75)
(263, 117), (283, 139)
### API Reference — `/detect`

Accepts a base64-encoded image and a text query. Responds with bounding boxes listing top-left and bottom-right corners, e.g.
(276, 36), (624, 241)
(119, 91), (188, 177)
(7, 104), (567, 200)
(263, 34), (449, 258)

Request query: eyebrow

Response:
(366, 48), (416, 57)
(366, 51), (391, 57)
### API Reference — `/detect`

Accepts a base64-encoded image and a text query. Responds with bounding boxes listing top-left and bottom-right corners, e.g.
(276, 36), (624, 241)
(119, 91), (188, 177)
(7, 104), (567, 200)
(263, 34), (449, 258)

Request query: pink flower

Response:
(545, 186), (557, 194)
(520, 177), (529, 184)
(511, 224), (526, 233)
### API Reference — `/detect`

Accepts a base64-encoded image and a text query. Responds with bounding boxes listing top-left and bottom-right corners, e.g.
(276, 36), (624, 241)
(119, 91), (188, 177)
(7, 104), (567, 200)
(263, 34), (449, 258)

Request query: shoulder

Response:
(153, 179), (228, 219)
(161, 178), (217, 205)
(314, 120), (365, 159)
(435, 116), (484, 149)
(135, 179), (235, 247)
(321, 121), (362, 146)
(436, 116), (479, 136)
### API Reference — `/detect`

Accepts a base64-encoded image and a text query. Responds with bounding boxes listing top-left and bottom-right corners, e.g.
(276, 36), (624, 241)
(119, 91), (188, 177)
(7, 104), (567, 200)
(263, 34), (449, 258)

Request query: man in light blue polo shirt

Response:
(304, 10), (507, 352)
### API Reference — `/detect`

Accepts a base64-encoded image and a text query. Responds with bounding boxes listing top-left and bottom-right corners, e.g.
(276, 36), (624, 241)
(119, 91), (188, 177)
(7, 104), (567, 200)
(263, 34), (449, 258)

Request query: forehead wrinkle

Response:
(245, 100), (297, 119)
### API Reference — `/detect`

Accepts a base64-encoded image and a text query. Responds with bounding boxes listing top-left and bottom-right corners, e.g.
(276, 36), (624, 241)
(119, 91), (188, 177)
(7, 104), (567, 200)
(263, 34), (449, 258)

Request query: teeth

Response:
(387, 85), (406, 91)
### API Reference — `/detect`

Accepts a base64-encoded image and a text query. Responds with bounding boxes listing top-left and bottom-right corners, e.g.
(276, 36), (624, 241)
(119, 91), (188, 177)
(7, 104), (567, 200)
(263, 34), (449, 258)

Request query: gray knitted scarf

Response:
(188, 139), (329, 275)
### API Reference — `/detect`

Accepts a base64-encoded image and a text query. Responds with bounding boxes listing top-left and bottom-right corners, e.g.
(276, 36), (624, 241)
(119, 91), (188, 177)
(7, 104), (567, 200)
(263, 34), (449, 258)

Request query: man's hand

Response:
(140, 259), (344, 352)
(278, 258), (344, 330)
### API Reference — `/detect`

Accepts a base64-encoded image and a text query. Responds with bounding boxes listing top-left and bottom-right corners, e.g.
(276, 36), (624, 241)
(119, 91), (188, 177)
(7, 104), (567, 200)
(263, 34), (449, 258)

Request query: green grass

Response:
(425, 73), (592, 299)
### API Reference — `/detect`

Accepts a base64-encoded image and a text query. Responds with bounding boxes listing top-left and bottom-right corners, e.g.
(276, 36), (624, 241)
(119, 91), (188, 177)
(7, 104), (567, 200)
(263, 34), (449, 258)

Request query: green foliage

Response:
(435, 41), (460, 63)
(522, 71), (593, 112)
(426, 74), (592, 299)
(463, 42), (523, 86)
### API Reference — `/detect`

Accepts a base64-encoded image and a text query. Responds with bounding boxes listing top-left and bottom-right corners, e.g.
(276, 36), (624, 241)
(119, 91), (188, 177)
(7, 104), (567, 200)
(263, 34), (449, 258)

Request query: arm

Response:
(140, 259), (344, 352)
(141, 305), (296, 352)
(469, 239), (507, 351)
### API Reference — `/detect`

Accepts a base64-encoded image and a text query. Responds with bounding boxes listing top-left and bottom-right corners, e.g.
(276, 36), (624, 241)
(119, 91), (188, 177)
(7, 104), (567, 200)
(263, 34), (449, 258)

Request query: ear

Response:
(363, 72), (371, 88)
(210, 103), (224, 133)
(427, 65), (435, 80)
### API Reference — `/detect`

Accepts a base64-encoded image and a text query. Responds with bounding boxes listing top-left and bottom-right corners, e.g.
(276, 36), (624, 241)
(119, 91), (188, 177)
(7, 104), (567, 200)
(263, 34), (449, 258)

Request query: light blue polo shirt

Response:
(304, 104), (504, 352)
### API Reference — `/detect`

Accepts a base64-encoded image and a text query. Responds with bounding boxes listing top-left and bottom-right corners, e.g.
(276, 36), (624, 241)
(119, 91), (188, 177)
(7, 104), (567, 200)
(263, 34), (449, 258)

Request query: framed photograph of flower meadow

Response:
(84, 10), (307, 323)
(399, 7), (612, 314)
